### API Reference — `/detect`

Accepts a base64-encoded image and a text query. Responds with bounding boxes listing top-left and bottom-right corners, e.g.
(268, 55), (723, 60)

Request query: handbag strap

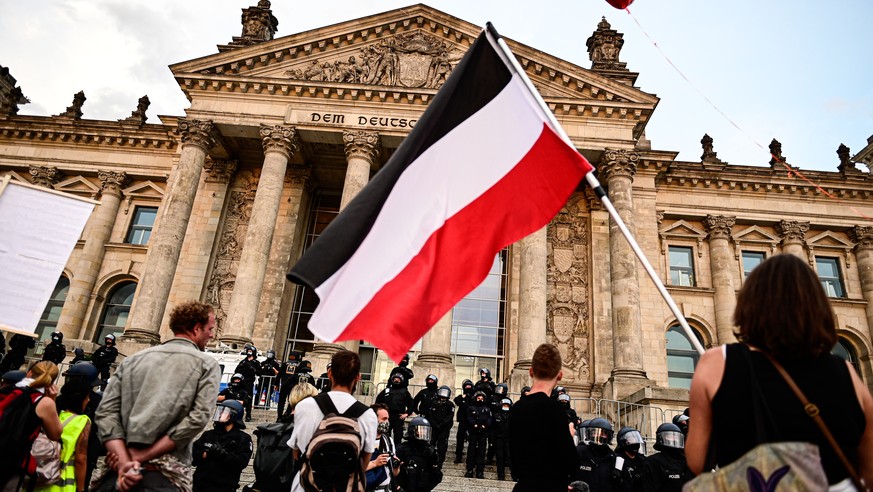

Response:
(759, 350), (867, 492)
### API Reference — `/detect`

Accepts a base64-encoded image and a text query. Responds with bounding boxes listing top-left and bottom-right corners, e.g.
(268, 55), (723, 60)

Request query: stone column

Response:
(221, 125), (299, 347)
(704, 215), (737, 345)
(509, 226), (549, 392)
(850, 226), (873, 342)
(415, 311), (456, 388)
(311, 130), (381, 358)
(599, 149), (647, 396)
(57, 171), (127, 339)
(123, 119), (216, 352)
(775, 220), (809, 260)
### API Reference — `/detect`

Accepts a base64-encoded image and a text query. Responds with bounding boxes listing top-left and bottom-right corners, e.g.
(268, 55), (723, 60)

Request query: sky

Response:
(1, 0), (871, 172)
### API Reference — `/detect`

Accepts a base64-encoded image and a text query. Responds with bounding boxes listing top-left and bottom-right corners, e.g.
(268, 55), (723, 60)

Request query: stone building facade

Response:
(1, 4), (871, 410)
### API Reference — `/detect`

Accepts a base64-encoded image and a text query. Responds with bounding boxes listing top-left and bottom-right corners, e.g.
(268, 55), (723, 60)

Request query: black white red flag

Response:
(287, 28), (594, 361)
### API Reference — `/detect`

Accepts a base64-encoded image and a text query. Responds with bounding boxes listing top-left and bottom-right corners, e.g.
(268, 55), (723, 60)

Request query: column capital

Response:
(597, 149), (639, 182)
(177, 119), (217, 151)
(98, 170), (128, 196)
(29, 165), (62, 188)
(342, 130), (381, 164)
(704, 214), (736, 240)
(850, 225), (873, 251)
(775, 219), (809, 244)
(203, 157), (238, 183)
(287, 164), (312, 187)
(260, 124), (300, 160)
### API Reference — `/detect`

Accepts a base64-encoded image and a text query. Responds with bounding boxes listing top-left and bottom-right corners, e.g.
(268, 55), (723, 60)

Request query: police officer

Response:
(41, 331), (67, 364)
(257, 349), (281, 408)
(396, 417), (442, 492)
(487, 383), (510, 464)
(413, 374), (439, 419)
(464, 390), (492, 479)
(575, 417), (617, 490)
(558, 393), (582, 430)
(642, 423), (693, 492)
(616, 426), (648, 492)
(0, 333), (36, 373)
(192, 400), (254, 492)
(276, 351), (302, 421)
(91, 334), (118, 389)
(233, 346), (260, 421)
(473, 368), (495, 399)
(375, 372), (414, 444)
(389, 353), (414, 388)
(69, 347), (87, 365)
(672, 412), (689, 437)
(578, 419), (591, 445)
(492, 397), (513, 481)
(453, 379), (474, 464)
(219, 373), (250, 406)
(427, 385), (455, 468)
(315, 362), (331, 393)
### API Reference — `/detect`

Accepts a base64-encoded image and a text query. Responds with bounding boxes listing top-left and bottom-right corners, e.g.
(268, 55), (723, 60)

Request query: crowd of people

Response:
(0, 254), (871, 492)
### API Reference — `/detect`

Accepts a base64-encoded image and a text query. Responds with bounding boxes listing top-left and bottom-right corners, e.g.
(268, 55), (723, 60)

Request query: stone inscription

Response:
(291, 110), (417, 130)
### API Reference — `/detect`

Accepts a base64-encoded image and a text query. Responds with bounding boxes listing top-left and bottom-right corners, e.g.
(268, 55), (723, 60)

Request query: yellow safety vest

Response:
(34, 411), (90, 492)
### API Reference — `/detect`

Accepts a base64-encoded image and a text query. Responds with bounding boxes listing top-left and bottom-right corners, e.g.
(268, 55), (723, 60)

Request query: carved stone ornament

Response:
(286, 164), (312, 188)
(285, 30), (463, 90)
(0, 65), (27, 116)
(203, 157), (238, 183)
(229, 0), (278, 47)
(775, 220), (809, 244)
(342, 130), (381, 162)
(546, 193), (591, 382)
(586, 17), (627, 71)
(260, 125), (300, 159)
(583, 186), (604, 211)
(837, 143), (859, 174)
(704, 215), (736, 240)
(57, 91), (86, 119)
(29, 165), (62, 188)
(121, 95), (149, 125)
(850, 225), (873, 251)
(98, 170), (128, 195)
(701, 133), (722, 163)
(177, 119), (217, 151)
(769, 138), (786, 168)
(598, 149), (639, 181)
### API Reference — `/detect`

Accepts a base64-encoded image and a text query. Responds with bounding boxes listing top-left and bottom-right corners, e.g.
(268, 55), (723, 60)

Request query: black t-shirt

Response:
(509, 392), (578, 491)
(712, 343), (866, 484)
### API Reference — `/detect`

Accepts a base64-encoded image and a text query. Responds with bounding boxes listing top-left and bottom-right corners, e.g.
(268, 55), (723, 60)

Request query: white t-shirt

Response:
(287, 391), (378, 492)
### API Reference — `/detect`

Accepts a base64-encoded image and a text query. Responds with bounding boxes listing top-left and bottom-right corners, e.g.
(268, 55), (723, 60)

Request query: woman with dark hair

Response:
(687, 254), (873, 487)
(34, 378), (91, 492)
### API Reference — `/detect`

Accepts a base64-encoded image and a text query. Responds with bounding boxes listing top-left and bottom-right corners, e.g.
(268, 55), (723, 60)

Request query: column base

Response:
(118, 329), (162, 357)
(218, 335), (253, 351)
(308, 342), (346, 378)
(603, 369), (650, 401)
(509, 359), (532, 394)
(414, 352), (455, 389)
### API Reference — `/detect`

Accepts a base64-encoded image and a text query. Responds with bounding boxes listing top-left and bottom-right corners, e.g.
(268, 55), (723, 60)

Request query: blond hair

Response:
(28, 360), (59, 389)
(289, 382), (319, 411)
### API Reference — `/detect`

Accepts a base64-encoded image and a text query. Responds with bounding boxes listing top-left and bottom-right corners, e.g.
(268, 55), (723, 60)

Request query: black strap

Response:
(312, 392), (369, 419)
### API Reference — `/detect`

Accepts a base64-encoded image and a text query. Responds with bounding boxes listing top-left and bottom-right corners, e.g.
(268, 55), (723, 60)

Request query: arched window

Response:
(36, 276), (70, 341)
(832, 338), (861, 375)
(96, 282), (136, 342)
(666, 325), (702, 390)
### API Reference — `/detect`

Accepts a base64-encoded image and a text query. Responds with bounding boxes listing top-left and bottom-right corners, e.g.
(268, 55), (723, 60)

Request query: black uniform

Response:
(192, 425), (254, 492)
(0, 334), (35, 373)
(315, 372), (331, 393)
(375, 383), (414, 444)
(473, 379), (495, 399)
(234, 356), (260, 420)
(276, 360), (299, 420)
(427, 397), (454, 467)
(575, 443), (618, 491)
(389, 365), (414, 389)
(69, 348), (88, 365)
(464, 399), (492, 477)
(91, 343), (118, 387)
(453, 384), (474, 463)
(412, 384), (438, 419)
(616, 451), (647, 492)
(395, 439), (442, 492)
(219, 381), (251, 406)
(42, 340), (67, 364)
(642, 450), (693, 492)
(491, 407), (512, 480)
(256, 356), (281, 407)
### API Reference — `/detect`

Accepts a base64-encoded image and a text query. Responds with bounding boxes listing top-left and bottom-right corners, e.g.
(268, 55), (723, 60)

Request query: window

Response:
(666, 325), (702, 389)
(96, 282), (136, 341)
(741, 251), (766, 279)
(126, 206), (158, 245)
(832, 338), (860, 375)
(815, 257), (845, 298)
(668, 246), (695, 287)
(35, 276), (70, 342)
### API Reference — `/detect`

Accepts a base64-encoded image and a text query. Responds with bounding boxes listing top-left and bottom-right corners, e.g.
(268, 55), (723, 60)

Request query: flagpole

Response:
(485, 23), (706, 356)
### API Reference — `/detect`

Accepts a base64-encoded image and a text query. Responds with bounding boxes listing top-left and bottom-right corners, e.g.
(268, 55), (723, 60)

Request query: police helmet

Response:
(437, 385), (452, 399)
(231, 373), (244, 384)
(265, 349), (276, 359)
(425, 374), (438, 386)
(479, 368), (491, 381)
(297, 360), (312, 373)
(104, 334), (116, 345)
(555, 385), (566, 395)
(406, 417), (432, 442)
(557, 393), (571, 404)
(672, 413), (690, 436)
(400, 353), (410, 367)
(654, 422), (685, 451)
(473, 390), (487, 403)
(495, 383), (508, 396)
(246, 346), (257, 357)
(73, 347), (85, 358)
(585, 418), (614, 446)
(390, 373), (405, 388)
(51, 331), (63, 342)
(462, 379), (474, 392)
(500, 398), (512, 412)
(617, 427), (646, 454)
(213, 400), (245, 429)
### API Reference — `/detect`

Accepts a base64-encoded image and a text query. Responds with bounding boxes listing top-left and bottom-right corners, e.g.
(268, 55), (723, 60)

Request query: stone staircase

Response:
(236, 408), (515, 492)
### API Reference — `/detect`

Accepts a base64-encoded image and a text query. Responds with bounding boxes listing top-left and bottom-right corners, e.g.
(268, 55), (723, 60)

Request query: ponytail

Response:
(28, 361), (59, 389)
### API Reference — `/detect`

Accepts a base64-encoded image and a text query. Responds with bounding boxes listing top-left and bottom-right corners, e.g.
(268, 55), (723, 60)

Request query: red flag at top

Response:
(606, 0), (634, 9)
(287, 29), (593, 362)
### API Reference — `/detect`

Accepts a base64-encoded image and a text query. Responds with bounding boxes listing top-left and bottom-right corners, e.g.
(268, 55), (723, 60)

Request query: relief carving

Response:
(206, 171), (259, 336)
(285, 30), (464, 89)
(547, 193), (591, 382)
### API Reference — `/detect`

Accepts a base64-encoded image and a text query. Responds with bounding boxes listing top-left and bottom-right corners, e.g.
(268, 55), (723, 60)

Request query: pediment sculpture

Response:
(284, 30), (465, 89)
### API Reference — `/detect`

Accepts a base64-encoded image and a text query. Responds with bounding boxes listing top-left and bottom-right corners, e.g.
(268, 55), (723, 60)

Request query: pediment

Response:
(660, 220), (706, 239)
(733, 225), (778, 244)
(170, 4), (658, 106)
(122, 181), (164, 200)
(54, 175), (100, 199)
(1, 170), (30, 183)
(807, 231), (853, 249)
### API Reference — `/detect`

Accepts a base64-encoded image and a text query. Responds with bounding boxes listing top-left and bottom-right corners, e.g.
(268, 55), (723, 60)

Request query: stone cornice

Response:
(0, 117), (177, 150)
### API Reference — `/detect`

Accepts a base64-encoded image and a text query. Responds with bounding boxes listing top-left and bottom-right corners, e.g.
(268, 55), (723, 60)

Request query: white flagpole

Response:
(485, 23), (706, 356)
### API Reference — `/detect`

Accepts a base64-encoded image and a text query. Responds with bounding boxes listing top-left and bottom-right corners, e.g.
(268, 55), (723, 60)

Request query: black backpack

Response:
(299, 393), (369, 492)
(0, 387), (42, 485)
(252, 421), (297, 492)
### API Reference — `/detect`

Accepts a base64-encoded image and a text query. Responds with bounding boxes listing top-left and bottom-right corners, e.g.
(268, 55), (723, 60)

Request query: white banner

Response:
(0, 177), (95, 336)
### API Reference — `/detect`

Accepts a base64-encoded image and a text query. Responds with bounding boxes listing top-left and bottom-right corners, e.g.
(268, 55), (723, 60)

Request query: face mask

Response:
(501, 406), (510, 412)
(378, 421), (391, 435)
(475, 398), (485, 405)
